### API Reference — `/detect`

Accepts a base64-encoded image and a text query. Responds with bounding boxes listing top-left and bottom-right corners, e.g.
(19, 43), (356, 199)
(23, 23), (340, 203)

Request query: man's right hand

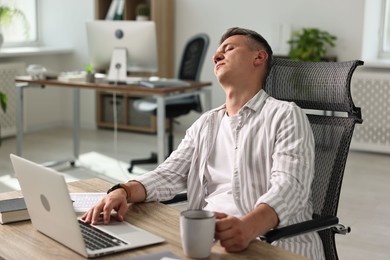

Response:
(81, 188), (128, 225)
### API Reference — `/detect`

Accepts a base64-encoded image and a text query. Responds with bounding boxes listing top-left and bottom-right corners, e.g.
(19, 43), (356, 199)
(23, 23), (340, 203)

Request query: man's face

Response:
(212, 35), (260, 83)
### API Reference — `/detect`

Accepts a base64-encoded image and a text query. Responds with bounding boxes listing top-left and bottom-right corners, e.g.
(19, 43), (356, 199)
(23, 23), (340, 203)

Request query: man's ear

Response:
(254, 50), (268, 65)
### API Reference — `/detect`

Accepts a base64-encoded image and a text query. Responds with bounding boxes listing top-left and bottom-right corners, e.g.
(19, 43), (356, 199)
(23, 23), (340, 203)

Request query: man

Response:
(82, 27), (325, 260)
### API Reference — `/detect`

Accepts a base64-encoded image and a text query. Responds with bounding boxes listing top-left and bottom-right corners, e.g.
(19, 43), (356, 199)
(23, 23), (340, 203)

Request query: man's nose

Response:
(213, 53), (223, 64)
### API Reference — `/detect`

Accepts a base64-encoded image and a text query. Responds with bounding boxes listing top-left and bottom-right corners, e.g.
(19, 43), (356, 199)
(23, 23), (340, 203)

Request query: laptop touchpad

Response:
(99, 220), (139, 235)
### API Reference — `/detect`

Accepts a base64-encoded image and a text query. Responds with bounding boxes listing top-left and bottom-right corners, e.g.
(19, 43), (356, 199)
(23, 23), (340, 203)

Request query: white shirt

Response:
(203, 113), (240, 217)
(134, 90), (325, 260)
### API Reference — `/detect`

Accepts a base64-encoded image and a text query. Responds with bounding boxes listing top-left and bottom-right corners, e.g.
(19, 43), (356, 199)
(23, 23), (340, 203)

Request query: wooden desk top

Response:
(0, 178), (307, 260)
(15, 76), (212, 96)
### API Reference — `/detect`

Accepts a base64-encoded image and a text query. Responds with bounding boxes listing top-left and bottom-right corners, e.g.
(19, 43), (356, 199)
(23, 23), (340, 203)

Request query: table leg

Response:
(15, 83), (26, 156)
(72, 88), (80, 164)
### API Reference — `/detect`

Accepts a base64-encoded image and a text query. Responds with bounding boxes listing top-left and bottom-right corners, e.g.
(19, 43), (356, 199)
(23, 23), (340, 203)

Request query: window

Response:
(380, 0), (390, 58)
(0, 0), (37, 46)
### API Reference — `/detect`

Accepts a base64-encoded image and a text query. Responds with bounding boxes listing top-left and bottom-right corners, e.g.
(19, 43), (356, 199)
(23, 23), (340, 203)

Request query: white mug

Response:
(180, 209), (215, 259)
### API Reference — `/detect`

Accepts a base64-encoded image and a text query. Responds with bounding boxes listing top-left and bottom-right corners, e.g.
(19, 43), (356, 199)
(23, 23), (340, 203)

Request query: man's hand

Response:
(81, 189), (128, 225)
(214, 204), (279, 253)
(214, 212), (256, 252)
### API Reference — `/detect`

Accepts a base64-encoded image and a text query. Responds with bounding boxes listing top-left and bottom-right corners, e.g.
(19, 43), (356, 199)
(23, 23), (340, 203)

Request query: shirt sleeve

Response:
(256, 103), (315, 227)
(131, 113), (207, 202)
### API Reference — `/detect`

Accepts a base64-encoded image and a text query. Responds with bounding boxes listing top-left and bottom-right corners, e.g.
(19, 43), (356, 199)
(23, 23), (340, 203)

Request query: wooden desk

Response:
(0, 178), (308, 260)
(14, 77), (212, 166)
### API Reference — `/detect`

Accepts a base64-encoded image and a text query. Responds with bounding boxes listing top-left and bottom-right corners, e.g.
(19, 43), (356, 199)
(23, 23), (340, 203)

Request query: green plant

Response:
(288, 28), (337, 61)
(85, 64), (93, 73)
(136, 3), (150, 17)
(0, 6), (29, 39)
(0, 91), (7, 113)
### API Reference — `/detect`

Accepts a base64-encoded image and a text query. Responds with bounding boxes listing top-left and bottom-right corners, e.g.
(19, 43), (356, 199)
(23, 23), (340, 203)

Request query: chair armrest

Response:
(161, 193), (188, 204)
(260, 215), (341, 243)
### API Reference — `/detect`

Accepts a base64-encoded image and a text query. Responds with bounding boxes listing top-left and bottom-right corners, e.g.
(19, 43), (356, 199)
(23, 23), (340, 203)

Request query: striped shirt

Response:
(133, 90), (325, 260)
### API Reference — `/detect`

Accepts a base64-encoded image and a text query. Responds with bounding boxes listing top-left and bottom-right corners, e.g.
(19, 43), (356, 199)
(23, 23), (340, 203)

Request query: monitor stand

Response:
(107, 48), (127, 84)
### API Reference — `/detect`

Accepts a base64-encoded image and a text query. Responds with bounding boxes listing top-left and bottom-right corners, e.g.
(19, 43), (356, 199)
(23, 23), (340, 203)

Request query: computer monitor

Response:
(86, 20), (158, 82)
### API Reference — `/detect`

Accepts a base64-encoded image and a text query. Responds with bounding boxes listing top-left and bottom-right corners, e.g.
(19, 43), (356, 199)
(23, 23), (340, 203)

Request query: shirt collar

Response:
(210, 89), (270, 114)
(243, 89), (269, 112)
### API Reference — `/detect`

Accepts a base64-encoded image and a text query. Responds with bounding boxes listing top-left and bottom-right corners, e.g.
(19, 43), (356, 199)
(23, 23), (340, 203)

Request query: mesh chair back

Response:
(178, 33), (209, 81)
(264, 58), (363, 260)
(174, 33), (209, 114)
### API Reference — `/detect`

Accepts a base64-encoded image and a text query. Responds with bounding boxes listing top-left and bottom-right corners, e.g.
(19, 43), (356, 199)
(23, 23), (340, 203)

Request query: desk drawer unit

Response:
(96, 92), (162, 134)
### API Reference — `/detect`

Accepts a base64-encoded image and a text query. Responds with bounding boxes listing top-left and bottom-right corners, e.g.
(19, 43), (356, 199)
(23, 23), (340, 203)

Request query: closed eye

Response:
(225, 45), (234, 53)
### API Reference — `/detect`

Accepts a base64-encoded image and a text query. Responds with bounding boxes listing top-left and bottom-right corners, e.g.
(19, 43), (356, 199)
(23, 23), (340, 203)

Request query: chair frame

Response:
(161, 58), (363, 260)
(178, 33), (210, 81)
(260, 58), (364, 260)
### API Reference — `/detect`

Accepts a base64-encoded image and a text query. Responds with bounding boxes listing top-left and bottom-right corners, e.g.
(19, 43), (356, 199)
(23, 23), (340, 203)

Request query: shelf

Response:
(94, 0), (174, 78)
(96, 92), (169, 134)
(94, 0), (174, 133)
(0, 46), (74, 58)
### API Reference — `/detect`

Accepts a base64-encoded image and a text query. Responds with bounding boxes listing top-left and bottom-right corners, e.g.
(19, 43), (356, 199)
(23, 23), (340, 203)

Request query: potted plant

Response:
(0, 91), (6, 113)
(288, 28), (337, 62)
(85, 63), (95, 83)
(285, 28), (337, 99)
(0, 91), (6, 145)
(0, 5), (29, 47)
(135, 3), (150, 21)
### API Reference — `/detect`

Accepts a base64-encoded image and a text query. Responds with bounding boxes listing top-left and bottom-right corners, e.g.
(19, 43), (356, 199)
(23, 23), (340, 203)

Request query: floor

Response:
(1, 127), (389, 260)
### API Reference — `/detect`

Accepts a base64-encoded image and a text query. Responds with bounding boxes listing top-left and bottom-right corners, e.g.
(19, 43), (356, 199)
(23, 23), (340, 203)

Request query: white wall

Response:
(174, 0), (366, 129)
(0, 0), (95, 132)
(2, 0), (368, 133)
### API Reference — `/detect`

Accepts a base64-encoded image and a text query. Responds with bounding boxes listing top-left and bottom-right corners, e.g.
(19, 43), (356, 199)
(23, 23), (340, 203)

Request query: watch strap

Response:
(107, 183), (131, 199)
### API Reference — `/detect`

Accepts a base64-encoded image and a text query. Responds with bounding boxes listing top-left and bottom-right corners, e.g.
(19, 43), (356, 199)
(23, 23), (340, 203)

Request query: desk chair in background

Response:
(128, 33), (210, 173)
(261, 58), (364, 260)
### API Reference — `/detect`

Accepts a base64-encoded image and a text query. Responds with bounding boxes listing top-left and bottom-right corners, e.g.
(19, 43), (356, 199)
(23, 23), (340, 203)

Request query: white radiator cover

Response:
(0, 62), (25, 138)
(351, 70), (390, 153)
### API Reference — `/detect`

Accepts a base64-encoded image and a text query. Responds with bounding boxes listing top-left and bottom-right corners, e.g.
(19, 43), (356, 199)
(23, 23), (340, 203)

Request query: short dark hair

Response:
(219, 27), (273, 80)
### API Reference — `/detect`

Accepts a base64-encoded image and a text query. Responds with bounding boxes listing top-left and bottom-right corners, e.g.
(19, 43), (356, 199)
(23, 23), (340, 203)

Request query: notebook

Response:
(10, 154), (164, 258)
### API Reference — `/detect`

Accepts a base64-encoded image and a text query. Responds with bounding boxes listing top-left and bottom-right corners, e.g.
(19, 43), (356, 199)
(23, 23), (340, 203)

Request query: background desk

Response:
(0, 178), (308, 260)
(14, 77), (212, 165)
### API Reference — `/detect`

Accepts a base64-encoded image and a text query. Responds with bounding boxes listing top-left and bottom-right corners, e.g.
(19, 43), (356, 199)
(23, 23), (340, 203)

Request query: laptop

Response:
(10, 154), (164, 258)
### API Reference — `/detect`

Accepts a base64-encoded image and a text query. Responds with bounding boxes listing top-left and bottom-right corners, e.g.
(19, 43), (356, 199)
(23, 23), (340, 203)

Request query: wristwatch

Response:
(107, 183), (131, 199)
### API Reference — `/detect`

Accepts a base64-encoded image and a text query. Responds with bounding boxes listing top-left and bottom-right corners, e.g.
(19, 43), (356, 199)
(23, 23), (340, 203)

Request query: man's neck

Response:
(225, 87), (260, 116)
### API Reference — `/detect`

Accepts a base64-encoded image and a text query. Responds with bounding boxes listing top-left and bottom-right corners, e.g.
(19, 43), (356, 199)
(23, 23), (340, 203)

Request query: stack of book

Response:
(0, 197), (30, 224)
(105, 0), (125, 20)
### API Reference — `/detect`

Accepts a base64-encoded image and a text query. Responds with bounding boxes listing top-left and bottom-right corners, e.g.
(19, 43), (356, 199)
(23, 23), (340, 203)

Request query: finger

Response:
(81, 211), (88, 221)
(115, 201), (128, 222)
(214, 212), (228, 219)
(215, 225), (233, 241)
(216, 217), (233, 232)
(81, 208), (94, 223)
(219, 236), (236, 250)
(91, 203), (106, 224)
(102, 203), (114, 224)
(224, 243), (246, 253)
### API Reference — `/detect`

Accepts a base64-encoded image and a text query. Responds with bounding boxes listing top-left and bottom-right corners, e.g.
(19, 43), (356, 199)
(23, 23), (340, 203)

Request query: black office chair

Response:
(128, 33), (210, 173)
(260, 58), (364, 260)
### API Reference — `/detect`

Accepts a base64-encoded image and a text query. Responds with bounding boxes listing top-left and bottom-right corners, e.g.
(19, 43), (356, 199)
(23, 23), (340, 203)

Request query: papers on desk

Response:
(139, 78), (191, 88)
(57, 71), (87, 83)
(70, 192), (106, 213)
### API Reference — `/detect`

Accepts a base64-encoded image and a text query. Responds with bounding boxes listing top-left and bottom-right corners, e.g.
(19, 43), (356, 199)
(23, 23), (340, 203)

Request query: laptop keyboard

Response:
(78, 220), (128, 251)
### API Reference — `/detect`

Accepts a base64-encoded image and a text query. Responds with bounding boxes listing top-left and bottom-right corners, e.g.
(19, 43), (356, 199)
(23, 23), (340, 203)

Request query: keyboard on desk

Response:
(78, 220), (128, 251)
(139, 78), (191, 88)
